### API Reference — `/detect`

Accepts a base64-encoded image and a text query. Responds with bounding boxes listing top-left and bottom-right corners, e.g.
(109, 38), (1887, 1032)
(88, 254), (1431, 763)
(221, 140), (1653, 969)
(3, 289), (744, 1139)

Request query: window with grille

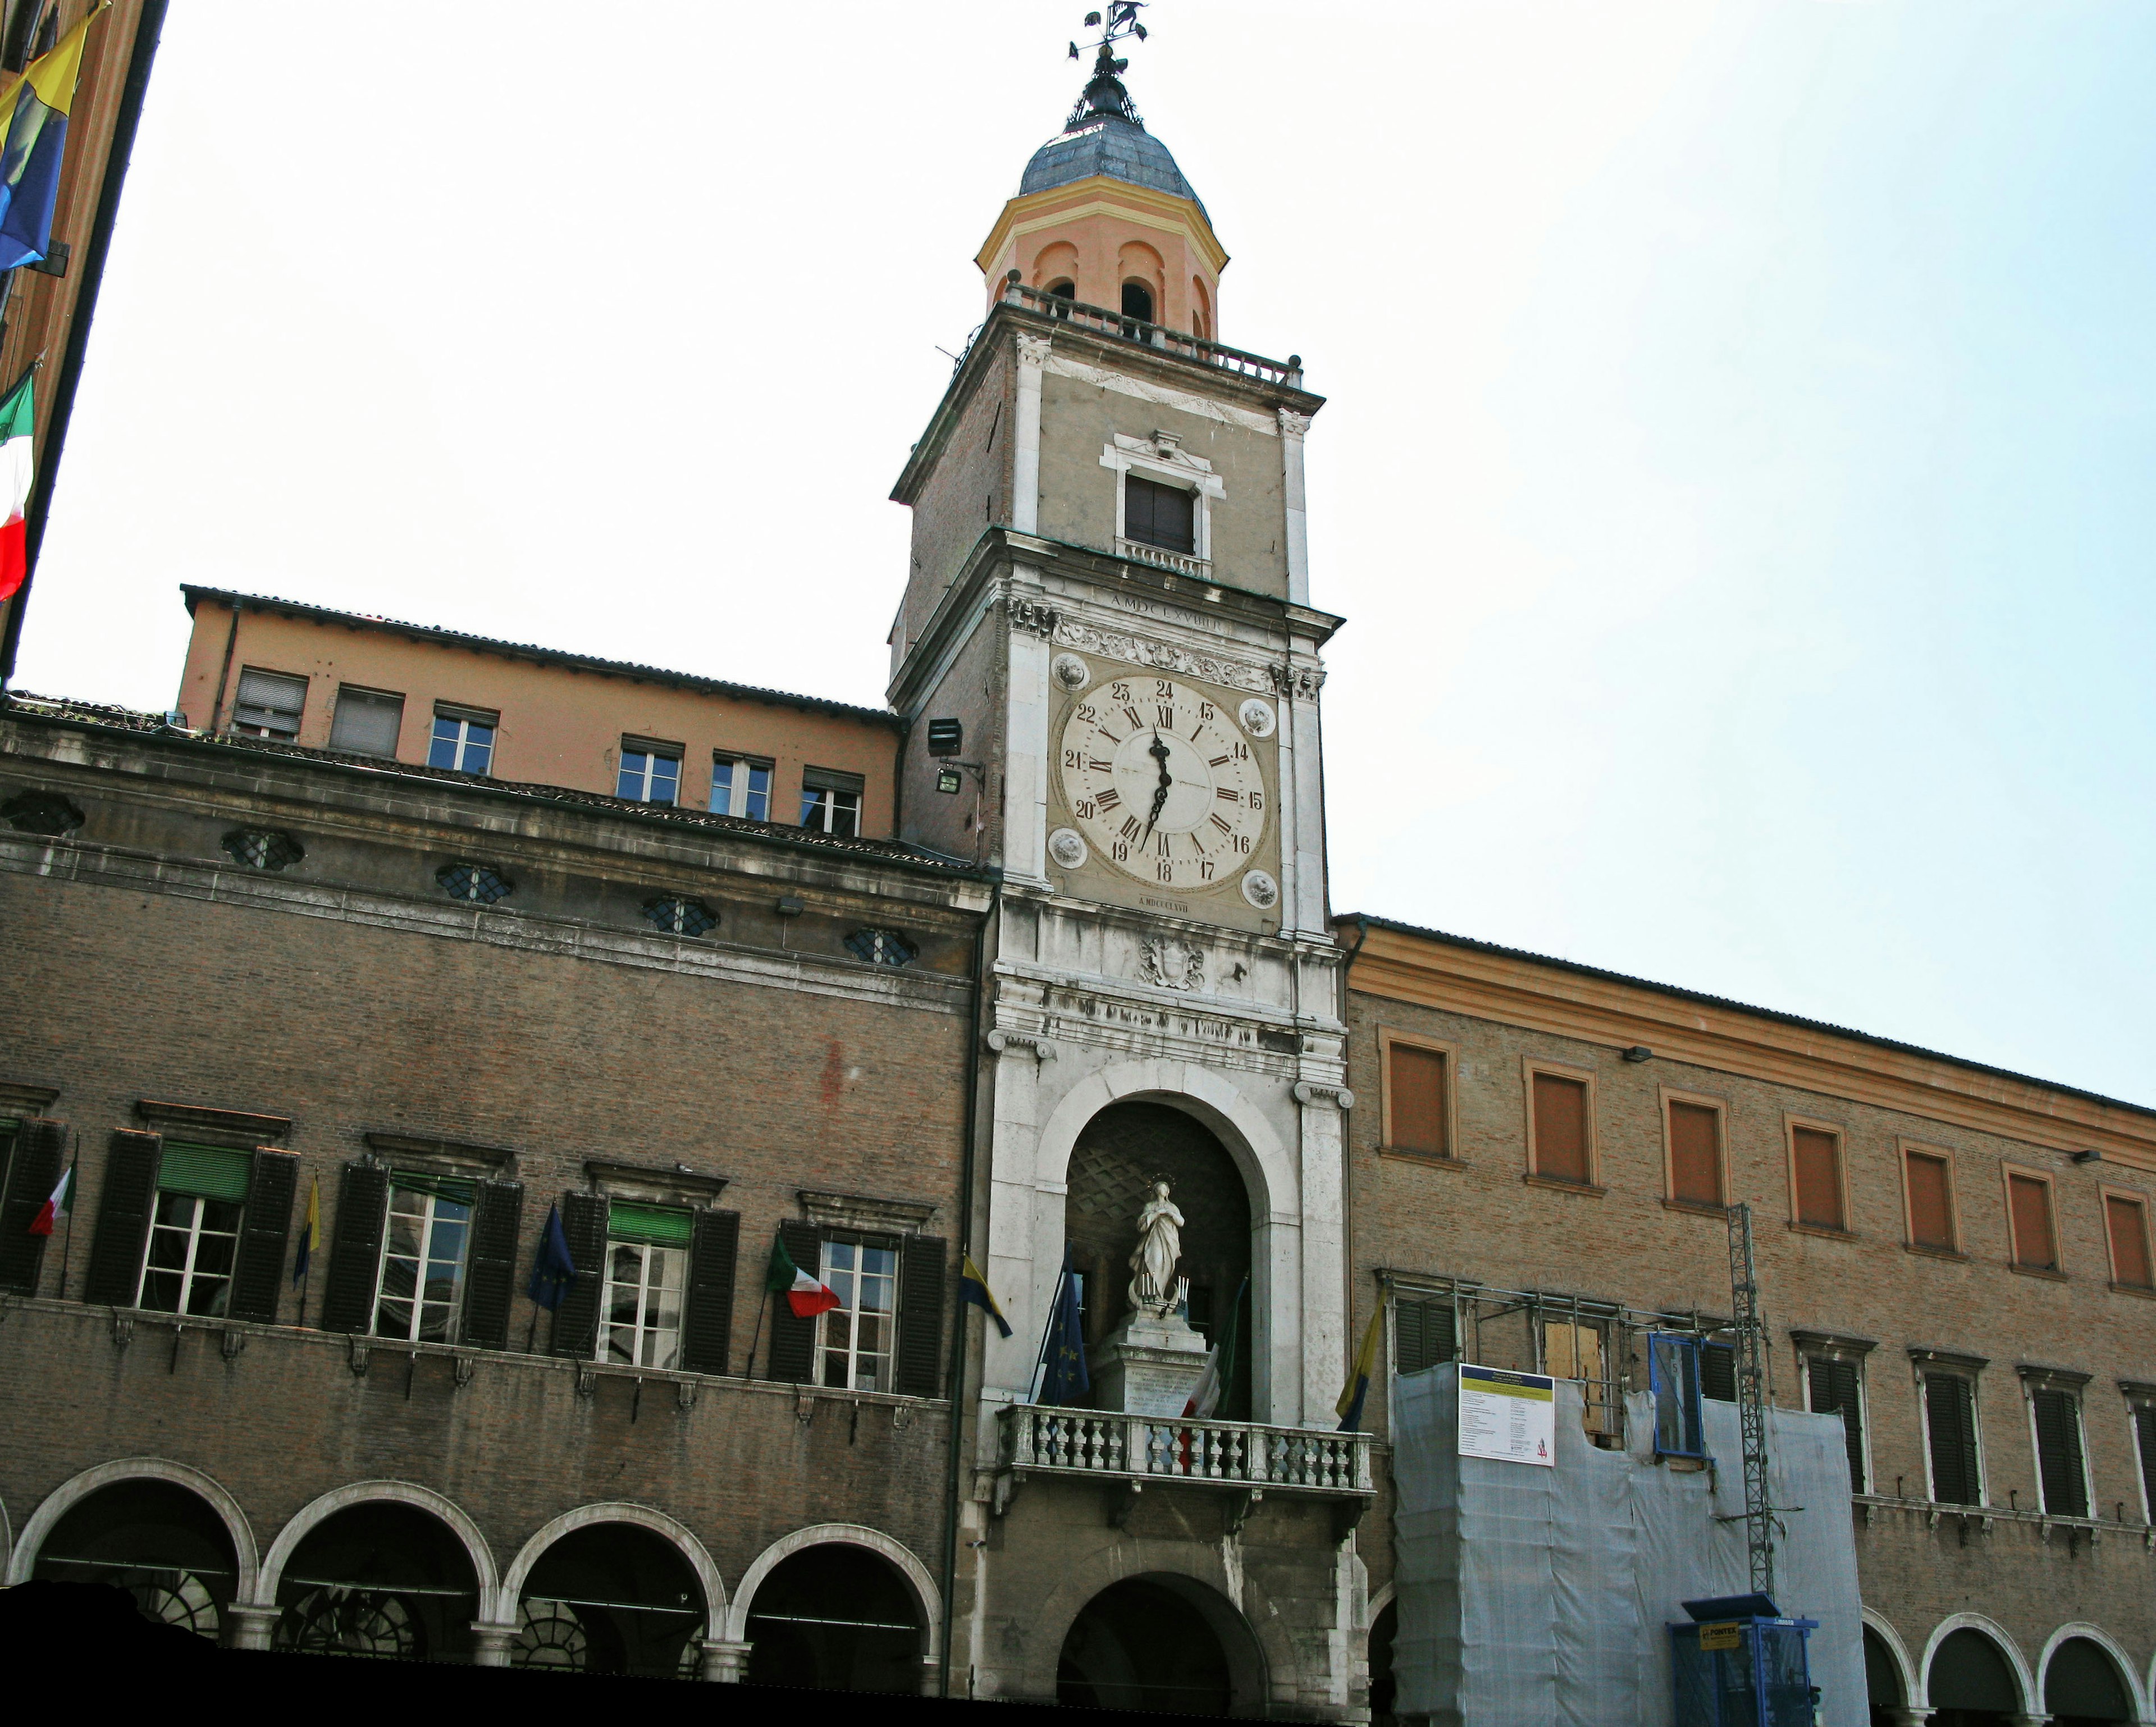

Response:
(137, 1143), (253, 1318)
(1666, 1100), (1724, 1208)
(428, 706), (496, 774)
(600, 1204), (691, 1370)
(2, 789), (81, 835)
(617, 744), (681, 805)
(2030, 1386), (2089, 1518)
(817, 1233), (898, 1392)
(1385, 1041), (1449, 1158)
(1124, 474), (1195, 552)
(328, 686), (405, 758)
(231, 668), (307, 741)
(846, 928), (915, 967)
(1924, 1373), (1982, 1505)
(1805, 1356), (1867, 1493)
(643, 896), (716, 938)
(2106, 1193), (2154, 1290)
(2007, 1170), (2059, 1272)
(1790, 1126), (1846, 1230)
(711, 754), (772, 821)
(1530, 1070), (1591, 1184)
(221, 829), (304, 872)
(437, 861), (512, 904)
(1394, 1294), (1456, 1374)
(1904, 1149), (1957, 1251)
(800, 767), (863, 836)
(373, 1176), (472, 1344)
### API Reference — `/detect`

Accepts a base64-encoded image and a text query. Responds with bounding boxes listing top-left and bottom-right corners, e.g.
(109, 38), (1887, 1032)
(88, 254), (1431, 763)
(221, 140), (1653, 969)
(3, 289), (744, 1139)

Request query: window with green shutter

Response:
(609, 1203), (692, 1247)
(158, 1143), (252, 1201)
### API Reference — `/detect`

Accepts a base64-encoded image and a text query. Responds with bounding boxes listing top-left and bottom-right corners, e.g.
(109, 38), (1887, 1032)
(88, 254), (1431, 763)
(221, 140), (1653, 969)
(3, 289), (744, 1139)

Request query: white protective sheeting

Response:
(1392, 1365), (1866, 1726)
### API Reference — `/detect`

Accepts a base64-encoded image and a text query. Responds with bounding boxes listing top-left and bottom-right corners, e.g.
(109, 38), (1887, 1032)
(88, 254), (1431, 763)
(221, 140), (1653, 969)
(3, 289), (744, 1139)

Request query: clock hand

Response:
(1141, 731), (1173, 840)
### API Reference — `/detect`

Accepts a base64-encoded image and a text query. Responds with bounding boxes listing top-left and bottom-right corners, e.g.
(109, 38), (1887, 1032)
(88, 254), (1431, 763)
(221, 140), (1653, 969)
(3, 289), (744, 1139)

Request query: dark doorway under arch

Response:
(1066, 1100), (1254, 1419)
(2046, 1636), (2134, 1725)
(512, 1522), (705, 1677)
(1863, 1624), (1906, 1726)
(1368, 1600), (1398, 1726)
(1928, 1627), (2022, 1727)
(744, 1544), (923, 1694)
(32, 1478), (239, 1642)
(1057, 1574), (1263, 1716)
(271, 1501), (478, 1662)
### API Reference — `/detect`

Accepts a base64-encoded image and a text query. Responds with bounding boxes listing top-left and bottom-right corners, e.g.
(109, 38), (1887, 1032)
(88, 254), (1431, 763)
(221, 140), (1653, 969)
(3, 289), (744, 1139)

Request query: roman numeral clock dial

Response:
(1056, 674), (1271, 898)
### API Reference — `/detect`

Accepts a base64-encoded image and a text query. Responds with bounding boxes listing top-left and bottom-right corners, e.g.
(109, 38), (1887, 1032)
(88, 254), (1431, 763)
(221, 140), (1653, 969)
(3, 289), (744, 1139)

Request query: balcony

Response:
(1113, 536), (1213, 581)
(997, 279), (1305, 391)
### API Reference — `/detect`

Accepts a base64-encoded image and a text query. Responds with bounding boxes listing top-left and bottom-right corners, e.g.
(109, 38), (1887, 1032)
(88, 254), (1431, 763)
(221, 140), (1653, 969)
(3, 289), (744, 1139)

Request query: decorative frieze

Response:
(1051, 619), (1270, 693)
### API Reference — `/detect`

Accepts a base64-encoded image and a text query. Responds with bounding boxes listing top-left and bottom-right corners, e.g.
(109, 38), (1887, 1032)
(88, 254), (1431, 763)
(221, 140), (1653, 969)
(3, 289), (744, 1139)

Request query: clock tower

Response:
(888, 16), (1347, 1452)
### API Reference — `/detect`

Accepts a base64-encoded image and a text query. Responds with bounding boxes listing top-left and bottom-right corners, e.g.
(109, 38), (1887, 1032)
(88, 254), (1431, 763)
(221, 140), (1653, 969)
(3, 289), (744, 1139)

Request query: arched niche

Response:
(1066, 1099), (1253, 1418)
(1057, 1571), (1268, 1716)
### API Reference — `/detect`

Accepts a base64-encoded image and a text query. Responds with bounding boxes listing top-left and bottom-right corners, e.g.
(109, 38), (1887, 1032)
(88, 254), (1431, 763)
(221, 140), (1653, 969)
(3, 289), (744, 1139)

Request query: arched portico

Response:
(1862, 1606), (1920, 1713)
(1921, 1614), (2036, 1717)
(497, 1503), (728, 1676)
(6, 1457), (260, 1601)
(2038, 1624), (2145, 1724)
(725, 1522), (943, 1689)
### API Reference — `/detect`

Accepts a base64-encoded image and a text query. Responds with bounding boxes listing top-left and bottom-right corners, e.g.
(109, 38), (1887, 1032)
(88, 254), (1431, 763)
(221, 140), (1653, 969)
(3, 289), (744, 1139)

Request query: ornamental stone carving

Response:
(1240, 869), (1279, 910)
(1236, 698), (1276, 739)
(1138, 936), (1206, 993)
(1007, 597), (1061, 638)
(1051, 653), (1091, 692)
(1278, 408), (1312, 441)
(1268, 663), (1327, 700)
(1016, 331), (1053, 368)
(1052, 619), (1268, 693)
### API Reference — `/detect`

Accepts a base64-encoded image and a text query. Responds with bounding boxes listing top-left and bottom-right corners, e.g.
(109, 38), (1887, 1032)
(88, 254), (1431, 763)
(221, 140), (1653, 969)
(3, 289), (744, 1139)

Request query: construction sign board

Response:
(1457, 1364), (1556, 1466)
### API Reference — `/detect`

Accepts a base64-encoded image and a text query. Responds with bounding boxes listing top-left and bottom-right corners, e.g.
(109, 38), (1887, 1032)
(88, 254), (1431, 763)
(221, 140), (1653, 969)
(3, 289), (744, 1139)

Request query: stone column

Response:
(701, 1639), (753, 1682)
(468, 1620), (519, 1666)
(1884, 1708), (1934, 1726)
(1278, 409), (1312, 608)
(1013, 334), (1050, 535)
(225, 1602), (280, 1650)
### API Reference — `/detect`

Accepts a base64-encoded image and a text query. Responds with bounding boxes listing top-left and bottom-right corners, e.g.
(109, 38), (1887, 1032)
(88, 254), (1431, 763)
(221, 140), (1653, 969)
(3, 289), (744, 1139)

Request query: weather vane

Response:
(1070, 2), (1148, 66)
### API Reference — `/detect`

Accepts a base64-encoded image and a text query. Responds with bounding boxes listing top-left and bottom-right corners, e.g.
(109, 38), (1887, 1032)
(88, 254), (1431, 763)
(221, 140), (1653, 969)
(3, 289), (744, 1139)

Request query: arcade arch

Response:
(501, 1505), (723, 1678)
(258, 1482), (495, 1662)
(1057, 1572), (1267, 1716)
(726, 1523), (940, 1694)
(1922, 1619), (2032, 1725)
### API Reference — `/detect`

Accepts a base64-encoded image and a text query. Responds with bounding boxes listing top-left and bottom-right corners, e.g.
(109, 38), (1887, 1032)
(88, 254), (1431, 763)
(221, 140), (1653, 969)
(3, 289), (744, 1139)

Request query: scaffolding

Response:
(1727, 1202), (1776, 1600)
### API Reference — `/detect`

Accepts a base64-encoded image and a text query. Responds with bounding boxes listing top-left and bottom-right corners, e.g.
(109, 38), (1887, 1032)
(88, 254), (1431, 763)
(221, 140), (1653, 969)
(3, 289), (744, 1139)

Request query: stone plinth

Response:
(1090, 1309), (1209, 1415)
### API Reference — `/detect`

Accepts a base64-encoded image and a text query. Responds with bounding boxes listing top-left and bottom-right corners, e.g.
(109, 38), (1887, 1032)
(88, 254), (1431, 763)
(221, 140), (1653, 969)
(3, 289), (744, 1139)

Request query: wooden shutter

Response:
(1926, 1375), (1980, 1505)
(2108, 1195), (2154, 1289)
(1807, 1358), (1865, 1492)
(227, 1150), (299, 1323)
(81, 1130), (162, 1305)
(680, 1209), (741, 1376)
(1700, 1342), (1737, 1402)
(549, 1191), (609, 1359)
(460, 1178), (524, 1349)
(1905, 1152), (1954, 1250)
(2008, 1175), (2056, 1269)
(0, 1118), (67, 1293)
(1791, 1129), (1843, 1230)
(1531, 1074), (1589, 1183)
(894, 1233), (948, 1399)
(2032, 1388), (2088, 1518)
(766, 1219), (823, 1383)
(1388, 1045), (1447, 1157)
(1395, 1297), (1456, 1376)
(2135, 1406), (2156, 1517)
(1668, 1103), (1723, 1207)
(318, 1161), (391, 1333)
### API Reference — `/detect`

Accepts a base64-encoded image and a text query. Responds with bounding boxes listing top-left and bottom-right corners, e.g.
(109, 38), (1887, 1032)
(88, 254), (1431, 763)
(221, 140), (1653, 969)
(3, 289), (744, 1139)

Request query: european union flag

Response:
(1039, 1253), (1090, 1405)
(527, 1202), (577, 1310)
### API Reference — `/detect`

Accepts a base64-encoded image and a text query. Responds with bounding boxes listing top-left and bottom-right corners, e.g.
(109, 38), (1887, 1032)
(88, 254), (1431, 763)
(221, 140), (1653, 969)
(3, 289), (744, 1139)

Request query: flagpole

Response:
(746, 1285), (771, 1378)
(53, 1134), (78, 1299)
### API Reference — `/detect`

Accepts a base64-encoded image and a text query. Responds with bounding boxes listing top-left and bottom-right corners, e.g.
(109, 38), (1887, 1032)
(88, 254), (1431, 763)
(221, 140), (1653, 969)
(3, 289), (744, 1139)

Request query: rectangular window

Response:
(599, 1202), (691, 1370)
(373, 1176), (473, 1343)
(1700, 1340), (1737, 1402)
(800, 767), (864, 837)
(1789, 1123), (1846, 1231)
(136, 1142), (254, 1318)
(1528, 1068), (1592, 1184)
(1394, 1294), (1456, 1375)
(2135, 1402), (2156, 1520)
(1665, 1098), (1724, 1208)
(327, 685), (405, 758)
(817, 1232), (897, 1392)
(1805, 1356), (1867, 1493)
(711, 753), (773, 821)
(2006, 1168), (2059, 1272)
(617, 742), (682, 805)
(1924, 1373), (1982, 1505)
(231, 668), (307, 740)
(2031, 1387), (2089, 1518)
(1649, 1333), (1706, 1458)
(2106, 1191), (2154, 1290)
(1383, 1037), (1450, 1158)
(428, 705), (496, 774)
(1124, 474), (1195, 553)
(1903, 1148), (1957, 1252)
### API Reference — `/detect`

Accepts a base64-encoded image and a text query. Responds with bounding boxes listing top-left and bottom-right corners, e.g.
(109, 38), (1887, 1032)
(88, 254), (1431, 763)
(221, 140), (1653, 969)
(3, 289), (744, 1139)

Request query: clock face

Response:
(1057, 673), (1267, 890)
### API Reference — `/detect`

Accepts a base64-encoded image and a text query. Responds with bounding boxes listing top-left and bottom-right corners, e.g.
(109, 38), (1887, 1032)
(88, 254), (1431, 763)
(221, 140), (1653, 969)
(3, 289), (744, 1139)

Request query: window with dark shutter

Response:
(2135, 1406), (2156, 1520)
(1807, 1358), (1866, 1493)
(1698, 1342), (1737, 1402)
(2107, 1195), (2154, 1289)
(1926, 1375), (1981, 1505)
(1387, 1045), (1449, 1158)
(81, 1130), (163, 1306)
(679, 1209), (741, 1376)
(549, 1191), (609, 1359)
(2008, 1173), (2058, 1271)
(0, 1118), (66, 1293)
(894, 1234), (948, 1399)
(459, 1179), (524, 1349)
(1532, 1073), (1590, 1184)
(317, 1161), (392, 1333)
(2032, 1388), (2088, 1518)
(231, 667), (307, 739)
(226, 1150), (299, 1323)
(766, 1219), (823, 1382)
(1905, 1152), (1955, 1250)
(1125, 475), (1195, 552)
(1791, 1128), (1845, 1230)
(1668, 1103), (1723, 1208)
(1395, 1296), (1456, 1375)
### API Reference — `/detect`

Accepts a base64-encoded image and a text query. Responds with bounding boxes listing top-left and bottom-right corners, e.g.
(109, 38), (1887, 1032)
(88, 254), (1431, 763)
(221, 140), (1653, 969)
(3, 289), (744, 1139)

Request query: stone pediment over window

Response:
(363, 1130), (515, 1179)
(1789, 1328), (1876, 1358)
(584, 1158), (728, 1209)
(0, 1080), (59, 1117)
(138, 1099), (294, 1149)
(798, 1189), (938, 1236)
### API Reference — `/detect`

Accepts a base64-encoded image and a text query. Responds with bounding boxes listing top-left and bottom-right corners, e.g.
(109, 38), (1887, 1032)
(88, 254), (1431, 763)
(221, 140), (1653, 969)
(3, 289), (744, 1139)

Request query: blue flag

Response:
(527, 1202), (577, 1310)
(1038, 1254), (1090, 1405)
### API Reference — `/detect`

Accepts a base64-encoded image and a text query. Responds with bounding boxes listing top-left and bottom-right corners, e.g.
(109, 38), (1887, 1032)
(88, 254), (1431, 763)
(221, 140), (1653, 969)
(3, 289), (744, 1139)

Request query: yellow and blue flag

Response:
(1335, 1302), (1386, 1431)
(959, 1254), (1012, 1337)
(290, 1176), (319, 1286)
(0, 7), (101, 272)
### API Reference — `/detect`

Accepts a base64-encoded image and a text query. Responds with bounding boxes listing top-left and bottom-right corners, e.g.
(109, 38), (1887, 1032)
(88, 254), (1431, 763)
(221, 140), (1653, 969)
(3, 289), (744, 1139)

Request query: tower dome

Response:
(1018, 57), (1209, 222)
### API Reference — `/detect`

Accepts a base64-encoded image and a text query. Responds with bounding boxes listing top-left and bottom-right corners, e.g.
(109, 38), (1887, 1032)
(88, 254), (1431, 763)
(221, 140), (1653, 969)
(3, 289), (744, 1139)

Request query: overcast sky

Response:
(17, 2), (2155, 1103)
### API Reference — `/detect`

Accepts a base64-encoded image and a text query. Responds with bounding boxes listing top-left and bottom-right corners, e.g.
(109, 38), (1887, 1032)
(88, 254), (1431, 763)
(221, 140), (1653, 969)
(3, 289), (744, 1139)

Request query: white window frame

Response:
(1799, 1346), (1872, 1496)
(711, 753), (773, 821)
(2021, 1369), (2095, 1519)
(135, 1191), (243, 1316)
(1099, 432), (1225, 570)
(816, 1232), (898, 1393)
(1915, 1360), (1986, 1507)
(2126, 1389), (2156, 1522)
(373, 1182), (471, 1344)
(429, 707), (496, 774)
(597, 1238), (687, 1370)
(617, 745), (682, 805)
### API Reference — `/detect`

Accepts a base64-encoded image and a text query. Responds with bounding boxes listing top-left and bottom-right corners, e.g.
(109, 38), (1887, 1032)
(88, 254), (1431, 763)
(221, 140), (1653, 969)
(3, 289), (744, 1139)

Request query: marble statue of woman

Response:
(1127, 1181), (1185, 1314)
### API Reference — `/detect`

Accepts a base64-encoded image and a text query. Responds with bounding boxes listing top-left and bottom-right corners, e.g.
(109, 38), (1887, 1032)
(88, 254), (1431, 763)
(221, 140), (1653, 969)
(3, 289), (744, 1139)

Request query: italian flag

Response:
(0, 374), (29, 602)
(767, 1233), (840, 1318)
(28, 1157), (71, 1236)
